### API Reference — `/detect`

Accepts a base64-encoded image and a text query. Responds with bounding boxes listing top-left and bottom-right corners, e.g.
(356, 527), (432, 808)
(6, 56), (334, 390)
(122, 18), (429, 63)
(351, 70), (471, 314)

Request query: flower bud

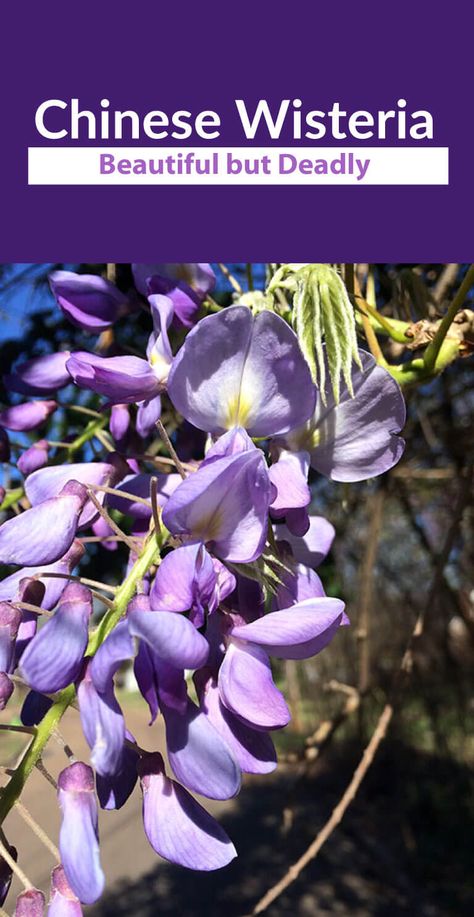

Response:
(18, 440), (49, 476)
(57, 762), (104, 904)
(0, 400), (57, 432)
(14, 888), (45, 916)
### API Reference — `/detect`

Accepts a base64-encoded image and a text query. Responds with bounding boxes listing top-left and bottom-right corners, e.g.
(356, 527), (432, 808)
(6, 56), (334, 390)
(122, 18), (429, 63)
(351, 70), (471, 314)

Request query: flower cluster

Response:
(0, 263), (406, 912)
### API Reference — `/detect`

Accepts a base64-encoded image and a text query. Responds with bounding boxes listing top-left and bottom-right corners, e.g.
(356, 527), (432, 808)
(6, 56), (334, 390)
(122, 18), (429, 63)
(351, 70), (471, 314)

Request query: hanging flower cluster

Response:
(0, 263), (406, 913)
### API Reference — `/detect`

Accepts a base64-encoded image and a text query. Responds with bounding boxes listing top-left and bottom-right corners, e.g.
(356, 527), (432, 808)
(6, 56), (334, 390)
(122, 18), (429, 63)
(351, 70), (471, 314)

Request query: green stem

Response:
(424, 264), (474, 371)
(354, 298), (409, 343)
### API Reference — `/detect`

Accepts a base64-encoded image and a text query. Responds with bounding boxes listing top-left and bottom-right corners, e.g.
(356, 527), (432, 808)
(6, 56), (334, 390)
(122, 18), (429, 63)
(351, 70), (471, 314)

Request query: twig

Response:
(155, 420), (187, 479)
(35, 759), (58, 790)
(38, 572), (117, 596)
(150, 477), (162, 543)
(88, 483), (152, 508)
(218, 262), (243, 294)
(14, 800), (59, 859)
(86, 488), (139, 554)
(0, 838), (32, 891)
(250, 465), (473, 915)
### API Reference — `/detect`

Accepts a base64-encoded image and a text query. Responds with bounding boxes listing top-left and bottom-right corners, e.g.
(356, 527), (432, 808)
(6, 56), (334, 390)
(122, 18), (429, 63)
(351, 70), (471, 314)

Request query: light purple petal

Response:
(77, 669), (125, 778)
(201, 427), (256, 466)
(110, 403), (130, 443)
(162, 450), (271, 563)
(269, 449), (310, 515)
(4, 352), (71, 396)
(20, 584), (92, 692)
(218, 641), (290, 730)
(96, 731), (139, 811)
(140, 754), (236, 870)
(195, 670), (277, 774)
(163, 697), (241, 800)
(66, 352), (160, 404)
(275, 515), (335, 568)
(146, 294), (174, 378)
(50, 270), (127, 331)
(0, 483), (87, 566)
(133, 641), (159, 724)
(309, 349), (406, 481)
(136, 395), (162, 438)
(0, 673), (14, 710)
(0, 400), (57, 432)
(231, 598), (346, 659)
(128, 608), (209, 670)
(57, 762), (104, 905)
(274, 560), (325, 610)
(18, 440), (49, 476)
(48, 864), (83, 917)
(150, 543), (216, 619)
(168, 306), (316, 437)
(133, 263), (215, 297)
(90, 620), (134, 694)
(25, 459), (126, 527)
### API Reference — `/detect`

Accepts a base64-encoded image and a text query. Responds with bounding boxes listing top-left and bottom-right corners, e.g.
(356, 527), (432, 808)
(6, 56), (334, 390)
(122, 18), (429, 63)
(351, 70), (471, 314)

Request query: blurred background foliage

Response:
(0, 263), (473, 916)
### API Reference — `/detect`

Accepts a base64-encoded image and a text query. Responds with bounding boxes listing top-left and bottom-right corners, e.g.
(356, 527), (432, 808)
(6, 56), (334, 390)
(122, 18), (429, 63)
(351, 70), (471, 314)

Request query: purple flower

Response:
(133, 262), (215, 299)
(78, 622), (134, 776)
(128, 606), (209, 670)
(0, 540), (85, 608)
(4, 352), (71, 396)
(274, 514), (335, 568)
(139, 752), (237, 871)
(0, 602), (22, 672)
(269, 448), (311, 535)
(25, 457), (127, 528)
(219, 597), (347, 730)
(66, 295), (173, 405)
(195, 669), (277, 774)
(49, 270), (128, 332)
(18, 440), (49, 476)
(20, 584), (92, 693)
(0, 481), (87, 566)
(149, 542), (222, 626)
(48, 865), (83, 916)
(95, 731), (139, 810)
(162, 448), (272, 564)
(0, 400), (57, 432)
(109, 403), (130, 444)
(57, 762), (104, 905)
(168, 306), (316, 436)
(14, 888), (45, 916)
(287, 349), (406, 482)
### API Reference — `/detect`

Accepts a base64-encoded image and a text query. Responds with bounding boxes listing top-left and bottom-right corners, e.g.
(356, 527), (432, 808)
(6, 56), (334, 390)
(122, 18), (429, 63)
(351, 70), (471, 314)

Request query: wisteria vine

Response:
(0, 263), (408, 915)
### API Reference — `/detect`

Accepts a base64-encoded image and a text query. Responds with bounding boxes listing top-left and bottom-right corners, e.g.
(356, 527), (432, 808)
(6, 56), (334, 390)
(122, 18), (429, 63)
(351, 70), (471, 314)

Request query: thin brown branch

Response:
(14, 800), (59, 859)
(86, 488), (139, 554)
(155, 420), (187, 479)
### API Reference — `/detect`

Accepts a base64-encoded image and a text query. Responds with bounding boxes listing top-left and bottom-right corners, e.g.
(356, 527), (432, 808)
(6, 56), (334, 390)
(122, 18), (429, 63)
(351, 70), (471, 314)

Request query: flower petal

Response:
(0, 400), (57, 432)
(269, 449), (310, 516)
(0, 541), (85, 608)
(139, 754), (236, 871)
(162, 450), (271, 563)
(66, 352), (160, 404)
(231, 598), (347, 659)
(309, 349), (406, 482)
(50, 270), (126, 331)
(163, 697), (241, 800)
(0, 483), (87, 567)
(218, 641), (290, 730)
(25, 458), (126, 527)
(57, 763), (104, 905)
(149, 543), (216, 619)
(48, 864), (83, 917)
(168, 306), (316, 436)
(128, 608), (209, 670)
(195, 671), (277, 774)
(20, 584), (92, 693)
(275, 515), (335, 568)
(4, 352), (71, 396)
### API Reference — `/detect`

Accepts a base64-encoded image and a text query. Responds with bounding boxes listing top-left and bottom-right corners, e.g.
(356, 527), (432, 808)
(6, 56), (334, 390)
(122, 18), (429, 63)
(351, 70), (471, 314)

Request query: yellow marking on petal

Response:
(150, 348), (171, 383)
(225, 393), (252, 429)
(192, 507), (225, 542)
